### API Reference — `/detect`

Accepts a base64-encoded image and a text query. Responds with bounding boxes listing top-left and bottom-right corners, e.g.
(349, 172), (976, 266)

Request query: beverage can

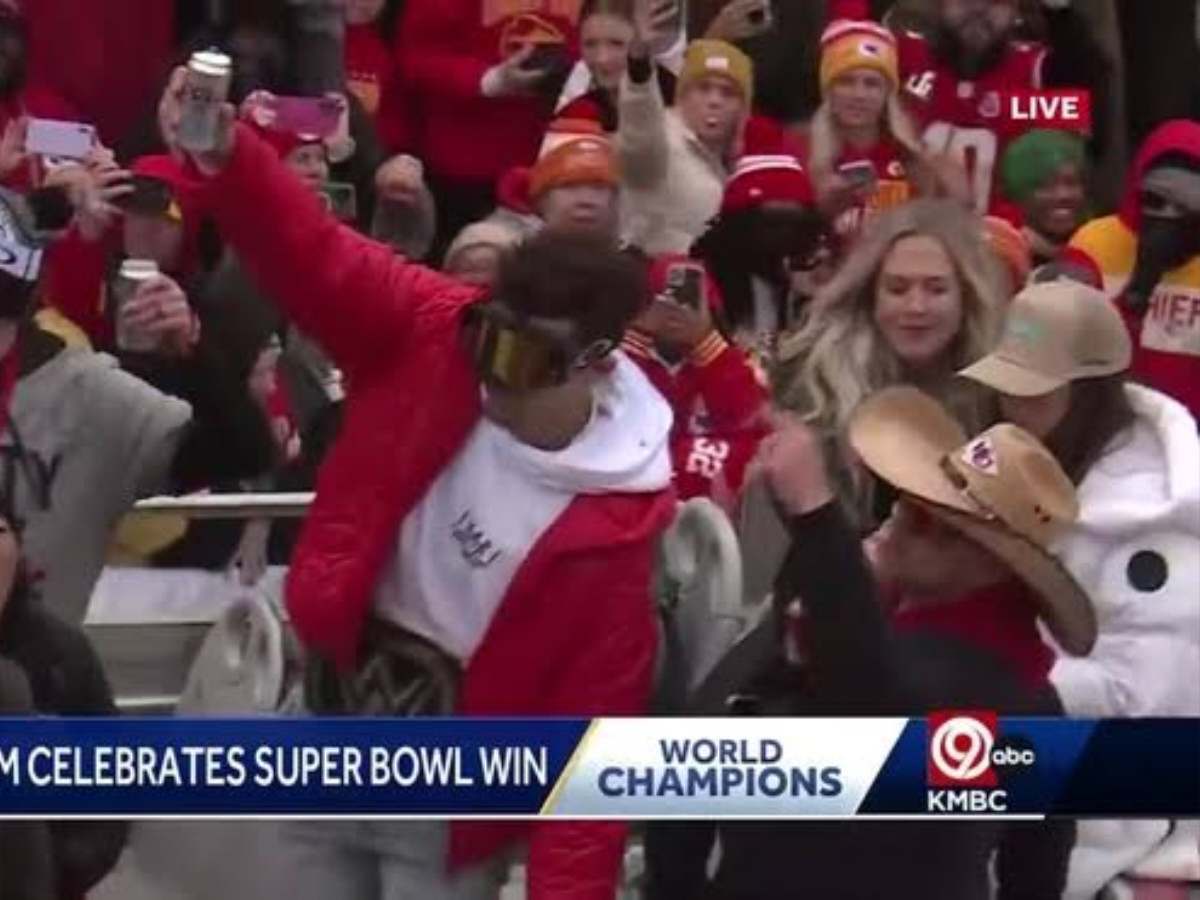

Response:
(178, 50), (233, 153)
(115, 259), (162, 353)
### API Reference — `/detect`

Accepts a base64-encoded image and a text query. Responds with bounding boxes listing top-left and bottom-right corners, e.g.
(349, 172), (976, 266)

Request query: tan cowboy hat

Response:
(848, 386), (1097, 656)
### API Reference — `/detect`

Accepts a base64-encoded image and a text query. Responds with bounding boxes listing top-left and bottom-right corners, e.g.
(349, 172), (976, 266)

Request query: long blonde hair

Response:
(809, 91), (924, 172)
(776, 199), (1005, 438)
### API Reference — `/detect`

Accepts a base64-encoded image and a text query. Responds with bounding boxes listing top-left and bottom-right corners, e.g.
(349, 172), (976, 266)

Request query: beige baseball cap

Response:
(959, 281), (1132, 397)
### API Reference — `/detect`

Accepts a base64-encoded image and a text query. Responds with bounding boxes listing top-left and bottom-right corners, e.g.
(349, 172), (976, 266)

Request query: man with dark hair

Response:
(159, 74), (675, 898)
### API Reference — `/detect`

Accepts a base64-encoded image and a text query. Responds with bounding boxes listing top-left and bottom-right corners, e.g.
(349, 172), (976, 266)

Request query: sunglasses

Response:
(463, 301), (614, 391)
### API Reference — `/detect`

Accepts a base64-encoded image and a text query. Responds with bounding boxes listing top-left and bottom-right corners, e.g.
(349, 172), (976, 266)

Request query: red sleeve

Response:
(397, 0), (492, 102)
(207, 124), (479, 377)
(40, 226), (112, 346)
(527, 504), (669, 900)
(688, 332), (768, 433)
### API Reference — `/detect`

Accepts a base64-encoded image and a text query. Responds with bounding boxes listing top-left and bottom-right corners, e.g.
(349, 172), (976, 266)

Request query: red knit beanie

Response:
(722, 155), (814, 216)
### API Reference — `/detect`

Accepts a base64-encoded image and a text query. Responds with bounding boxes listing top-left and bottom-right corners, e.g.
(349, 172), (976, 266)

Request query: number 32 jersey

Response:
(898, 29), (1048, 220)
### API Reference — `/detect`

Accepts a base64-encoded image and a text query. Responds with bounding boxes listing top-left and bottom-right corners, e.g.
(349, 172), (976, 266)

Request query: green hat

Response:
(1001, 130), (1086, 206)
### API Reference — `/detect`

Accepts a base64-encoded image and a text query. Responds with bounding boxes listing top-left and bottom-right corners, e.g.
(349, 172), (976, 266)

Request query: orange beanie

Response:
(528, 135), (618, 203)
(819, 19), (898, 94)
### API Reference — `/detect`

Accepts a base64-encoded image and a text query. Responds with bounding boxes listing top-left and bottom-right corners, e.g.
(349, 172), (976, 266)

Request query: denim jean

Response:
(278, 819), (509, 900)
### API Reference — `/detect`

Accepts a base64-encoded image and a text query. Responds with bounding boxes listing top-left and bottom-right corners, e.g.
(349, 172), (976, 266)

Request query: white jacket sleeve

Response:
(618, 68), (670, 191)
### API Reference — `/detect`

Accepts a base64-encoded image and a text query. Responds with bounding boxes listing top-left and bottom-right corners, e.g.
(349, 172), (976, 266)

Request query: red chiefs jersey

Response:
(897, 29), (1046, 218)
(622, 330), (768, 505)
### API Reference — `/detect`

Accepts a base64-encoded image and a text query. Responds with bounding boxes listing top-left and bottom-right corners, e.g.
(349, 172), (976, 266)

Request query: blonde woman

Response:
(802, 20), (967, 244)
(773, 199), (1004, 526)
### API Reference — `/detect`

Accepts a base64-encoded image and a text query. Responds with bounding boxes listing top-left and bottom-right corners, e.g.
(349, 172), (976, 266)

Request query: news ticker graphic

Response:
(0, 716), (1196, 819)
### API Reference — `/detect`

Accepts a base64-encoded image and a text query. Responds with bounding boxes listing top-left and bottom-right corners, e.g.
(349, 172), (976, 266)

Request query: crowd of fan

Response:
(0, 0), (1198, 897)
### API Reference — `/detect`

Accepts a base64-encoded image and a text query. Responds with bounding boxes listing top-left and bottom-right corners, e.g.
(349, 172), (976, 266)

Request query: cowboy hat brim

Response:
(848, 386), (974, 515)
(849, 387), (1096, 656)
(916, 500), (1097, 656)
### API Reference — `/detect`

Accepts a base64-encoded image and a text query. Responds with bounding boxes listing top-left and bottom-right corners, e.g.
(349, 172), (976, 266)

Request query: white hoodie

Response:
(372, 351), (674, 661)
(1050, 384), (1200, 897)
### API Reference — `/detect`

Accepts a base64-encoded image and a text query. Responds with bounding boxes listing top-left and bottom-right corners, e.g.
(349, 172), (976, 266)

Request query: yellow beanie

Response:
(679, 39), (754, 106)
(819, 19), (898, 94)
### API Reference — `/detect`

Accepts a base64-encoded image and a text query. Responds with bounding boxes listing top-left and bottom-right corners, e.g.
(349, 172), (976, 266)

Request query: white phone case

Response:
(25, 119), (97, 160)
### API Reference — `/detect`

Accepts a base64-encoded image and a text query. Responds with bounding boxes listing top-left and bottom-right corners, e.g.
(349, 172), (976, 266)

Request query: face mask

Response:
(463, 302), (614, 391)
(1125, 213), (1200, 316)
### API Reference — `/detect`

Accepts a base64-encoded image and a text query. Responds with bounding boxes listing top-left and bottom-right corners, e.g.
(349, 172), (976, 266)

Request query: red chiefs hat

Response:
(721, 155), (814, 216)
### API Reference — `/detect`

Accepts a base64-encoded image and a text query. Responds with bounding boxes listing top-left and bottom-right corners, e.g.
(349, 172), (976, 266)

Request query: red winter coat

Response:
(205, 124), (671, 897)
(397, 0), (581, 183)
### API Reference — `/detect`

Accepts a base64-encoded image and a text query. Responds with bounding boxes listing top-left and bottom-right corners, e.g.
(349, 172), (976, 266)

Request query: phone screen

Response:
(273, 96), (341, 138)
(838, 161), (877, 188)
(522, 44), (567, 71)
(667, 265), (705, 310)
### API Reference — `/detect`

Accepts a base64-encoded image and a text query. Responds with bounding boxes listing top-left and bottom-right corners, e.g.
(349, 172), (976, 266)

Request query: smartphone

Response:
(273, 96), (342, 139)
(666, 263), (706, 311)
(319, 182), (358, 222)
(25, 119), (97, 160)
(521, 43), (569, 72)
(838, 159), (877, 188)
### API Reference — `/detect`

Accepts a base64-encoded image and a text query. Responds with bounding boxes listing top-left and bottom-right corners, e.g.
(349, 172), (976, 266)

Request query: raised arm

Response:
(204, 123), (473, 376)
(758, 421), (901, 712)
(618, 11), (671, 192)
(159, 66), (475, 376)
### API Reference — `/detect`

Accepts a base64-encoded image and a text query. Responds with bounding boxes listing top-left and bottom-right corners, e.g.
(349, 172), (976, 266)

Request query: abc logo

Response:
(928, 713), (1036, 787)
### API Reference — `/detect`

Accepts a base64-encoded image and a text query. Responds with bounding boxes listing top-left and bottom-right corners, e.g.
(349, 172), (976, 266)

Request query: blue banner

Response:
(0, 717), (1196, 818)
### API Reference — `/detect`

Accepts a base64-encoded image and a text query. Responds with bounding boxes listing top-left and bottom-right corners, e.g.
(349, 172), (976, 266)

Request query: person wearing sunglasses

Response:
(1065, 120), (1200, 423)
(158, 74), (675, 898)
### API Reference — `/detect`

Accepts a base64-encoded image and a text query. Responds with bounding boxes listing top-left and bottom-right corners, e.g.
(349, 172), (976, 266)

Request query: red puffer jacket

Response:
(205, 125), (672, 898)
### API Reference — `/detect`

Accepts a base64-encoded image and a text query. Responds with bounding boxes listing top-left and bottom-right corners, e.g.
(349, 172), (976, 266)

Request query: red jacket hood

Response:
(1119, 120), (1200, 230)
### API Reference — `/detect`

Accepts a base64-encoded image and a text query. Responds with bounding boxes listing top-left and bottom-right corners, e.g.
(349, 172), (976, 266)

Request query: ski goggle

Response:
(463, 301), (615, 391)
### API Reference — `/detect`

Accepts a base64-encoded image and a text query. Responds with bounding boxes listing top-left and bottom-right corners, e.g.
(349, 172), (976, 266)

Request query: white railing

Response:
(132, 491), (315, 519)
